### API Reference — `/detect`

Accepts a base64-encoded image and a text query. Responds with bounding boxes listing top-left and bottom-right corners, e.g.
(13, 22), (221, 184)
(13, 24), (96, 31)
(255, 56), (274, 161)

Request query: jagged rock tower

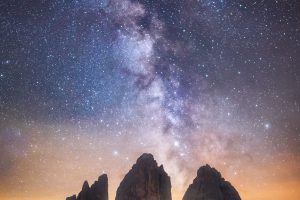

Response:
(115, 153), (172, 200)
(66, 154), (242, 200)
(183, 164), (241, 200)
(66, 174), (108, 200)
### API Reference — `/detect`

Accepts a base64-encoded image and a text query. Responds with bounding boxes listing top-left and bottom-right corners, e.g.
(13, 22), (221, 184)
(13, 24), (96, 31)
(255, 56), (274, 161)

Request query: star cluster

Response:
(0, 1), (300, 200)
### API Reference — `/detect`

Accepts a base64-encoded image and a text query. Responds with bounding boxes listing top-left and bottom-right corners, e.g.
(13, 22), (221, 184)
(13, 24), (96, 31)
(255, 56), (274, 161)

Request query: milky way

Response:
(0, 1), (300, 200)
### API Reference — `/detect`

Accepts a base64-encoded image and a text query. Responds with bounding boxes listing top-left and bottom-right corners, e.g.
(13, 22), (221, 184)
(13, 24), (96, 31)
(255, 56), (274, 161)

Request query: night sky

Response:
(0, 0), (300, 200)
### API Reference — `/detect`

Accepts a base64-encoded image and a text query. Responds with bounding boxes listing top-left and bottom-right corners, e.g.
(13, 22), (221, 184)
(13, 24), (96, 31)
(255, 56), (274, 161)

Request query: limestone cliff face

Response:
(183, 165), (241, 200)
(66, 154), (242, 200)
(66, 174), (108, 200)
(90, 174), (109, 200)
(115, 153), (172, 200)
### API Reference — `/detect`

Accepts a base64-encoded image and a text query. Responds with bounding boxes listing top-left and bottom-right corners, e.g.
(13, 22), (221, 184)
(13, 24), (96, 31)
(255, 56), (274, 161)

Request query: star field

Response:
(0, 1), (300, 200)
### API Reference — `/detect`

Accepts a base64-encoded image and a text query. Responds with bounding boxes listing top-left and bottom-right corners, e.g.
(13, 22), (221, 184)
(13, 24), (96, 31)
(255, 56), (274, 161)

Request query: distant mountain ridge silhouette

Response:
(66, 153), (241, 200)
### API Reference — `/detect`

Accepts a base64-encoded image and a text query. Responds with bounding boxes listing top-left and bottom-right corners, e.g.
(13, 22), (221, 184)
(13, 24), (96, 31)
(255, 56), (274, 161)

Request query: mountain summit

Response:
(183, 164), (241, 200)
(115, 153), (172, 200)
(66, 154), (241, 200)
(67, 174), (108, 200)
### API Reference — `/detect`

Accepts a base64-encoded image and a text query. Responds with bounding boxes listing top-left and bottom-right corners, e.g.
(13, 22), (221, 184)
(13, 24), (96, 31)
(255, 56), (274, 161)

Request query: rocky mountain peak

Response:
(66, 174), (108, 200)
(82, 181), (90, 191)
(183, 164), (241, 200)
(115, 153), (172, 200)
(66, 155), (242, 200)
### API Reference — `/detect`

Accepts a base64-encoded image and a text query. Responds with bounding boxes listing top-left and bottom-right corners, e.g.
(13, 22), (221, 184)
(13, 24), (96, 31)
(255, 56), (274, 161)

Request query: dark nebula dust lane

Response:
(0, 1), (300, 200)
